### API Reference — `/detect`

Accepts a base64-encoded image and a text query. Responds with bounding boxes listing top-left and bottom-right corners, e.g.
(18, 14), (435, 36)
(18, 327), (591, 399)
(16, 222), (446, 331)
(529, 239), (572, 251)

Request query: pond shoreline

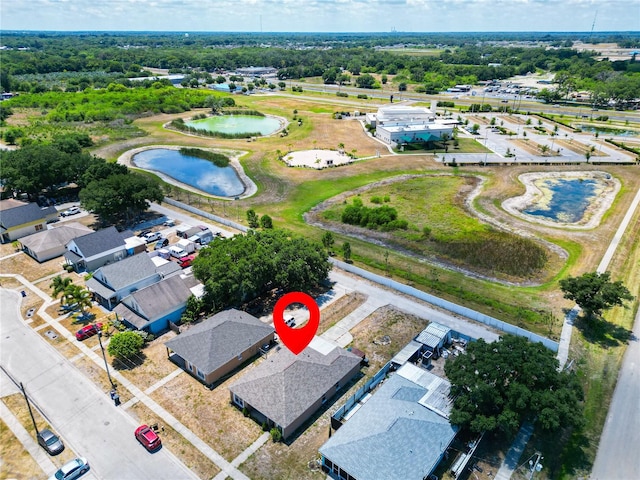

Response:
(502, 171), (620, 229)
(117, 145), (258, 199)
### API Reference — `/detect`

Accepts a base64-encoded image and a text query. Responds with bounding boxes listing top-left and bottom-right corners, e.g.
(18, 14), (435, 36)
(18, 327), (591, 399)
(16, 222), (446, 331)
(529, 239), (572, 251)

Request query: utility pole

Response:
(529, 452), (544, 480)
(20, 382), (39, 435)
(96, 328), (115, 390)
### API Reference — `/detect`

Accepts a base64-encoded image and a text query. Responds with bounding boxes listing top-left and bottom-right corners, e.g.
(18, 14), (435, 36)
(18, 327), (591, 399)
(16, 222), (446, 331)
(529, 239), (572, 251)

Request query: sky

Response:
(1, 0), (638, 33)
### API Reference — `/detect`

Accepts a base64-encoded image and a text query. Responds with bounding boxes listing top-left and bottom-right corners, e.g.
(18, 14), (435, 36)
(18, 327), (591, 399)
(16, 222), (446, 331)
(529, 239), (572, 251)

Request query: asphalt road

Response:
(0, 288), (197, 480)
(591, 305), (640, 480)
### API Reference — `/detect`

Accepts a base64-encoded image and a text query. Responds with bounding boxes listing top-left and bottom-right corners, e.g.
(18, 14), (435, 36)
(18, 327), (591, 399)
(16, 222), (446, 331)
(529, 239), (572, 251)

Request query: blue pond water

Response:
(523, 178), (599, 223)
(133, 148), (245, 197)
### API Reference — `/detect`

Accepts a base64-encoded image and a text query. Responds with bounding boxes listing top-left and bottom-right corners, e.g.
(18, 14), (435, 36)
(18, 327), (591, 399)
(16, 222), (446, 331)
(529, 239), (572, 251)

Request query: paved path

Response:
(494, 421), (534, 480)
(0, 287), (197, 480)
(1, 272), (251, 480)
(0, 400), (57, 478)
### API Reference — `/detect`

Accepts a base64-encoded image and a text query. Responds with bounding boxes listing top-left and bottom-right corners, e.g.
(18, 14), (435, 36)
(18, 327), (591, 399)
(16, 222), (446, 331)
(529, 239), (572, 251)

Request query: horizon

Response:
(1, 0), (638, 34)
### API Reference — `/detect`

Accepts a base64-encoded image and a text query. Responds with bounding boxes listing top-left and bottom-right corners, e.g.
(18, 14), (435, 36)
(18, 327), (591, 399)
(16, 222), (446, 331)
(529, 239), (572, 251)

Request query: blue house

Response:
(113, 274), (201, 334)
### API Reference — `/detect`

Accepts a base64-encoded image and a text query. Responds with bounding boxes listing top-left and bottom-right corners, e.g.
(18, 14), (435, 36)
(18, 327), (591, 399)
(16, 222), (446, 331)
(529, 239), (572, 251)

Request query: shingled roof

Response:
(114, 275), (194, 329)
(70, 226), (125, 258)
(320, 363), (457, 480)
(165, 309), (274, 375)
(229, 339), (360, 431)
(0, 201), (57, 229)
(20, 222), (93, 252)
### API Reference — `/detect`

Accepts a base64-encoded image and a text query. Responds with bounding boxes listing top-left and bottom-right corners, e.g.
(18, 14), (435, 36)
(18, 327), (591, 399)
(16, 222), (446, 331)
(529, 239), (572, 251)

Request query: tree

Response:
(445, 335), (584, 435)
(355, 74), (376, 89)
(108, 331), (144, 360)
(260, 214), (273, 229)
(50, 275), (73, 299)
(342, 242), (352, 263)
(80, 172), (163, 225)
(181, 295), (203, 324)
(381, 74), (388, 85)
(246, 209), (259, 228)
(398, 82), (407, 92)
(192, 229), (330, 312)
(321, 231), (335, 254)
(559, 271), (634, 321)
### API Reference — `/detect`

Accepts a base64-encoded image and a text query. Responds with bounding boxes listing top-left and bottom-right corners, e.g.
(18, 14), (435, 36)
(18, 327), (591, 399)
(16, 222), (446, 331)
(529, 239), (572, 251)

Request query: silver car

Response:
(49, 457), (89, 480)
(37, 428), (65, 455)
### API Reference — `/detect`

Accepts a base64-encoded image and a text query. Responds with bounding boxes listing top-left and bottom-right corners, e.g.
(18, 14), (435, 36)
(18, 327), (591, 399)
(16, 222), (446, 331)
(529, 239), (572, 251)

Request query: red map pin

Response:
(273, 292), (320, 355)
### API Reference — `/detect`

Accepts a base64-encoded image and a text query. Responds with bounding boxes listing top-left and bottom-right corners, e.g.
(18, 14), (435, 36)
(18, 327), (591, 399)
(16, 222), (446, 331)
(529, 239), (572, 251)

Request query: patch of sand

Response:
(283, 149), (363, 169)
(117, 145), (257, 199)
(502, 171), (620, 229)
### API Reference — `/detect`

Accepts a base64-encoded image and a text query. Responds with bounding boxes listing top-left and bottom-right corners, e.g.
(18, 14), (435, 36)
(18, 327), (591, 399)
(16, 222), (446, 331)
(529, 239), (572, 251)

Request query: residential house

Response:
(86, 253), (181, 309)
(0, 199), (58, 243)
(20, 222), (94, 262)
(165, 309), (274, 385)
(319, 363), (458, 480)
(229, 337), (361, 440)
(64, 226), (129, 272)
(114, 274), (201, 335)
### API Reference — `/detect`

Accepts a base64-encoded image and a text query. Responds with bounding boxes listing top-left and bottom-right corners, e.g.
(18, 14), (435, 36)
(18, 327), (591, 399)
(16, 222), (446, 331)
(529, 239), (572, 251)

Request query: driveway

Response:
(0, 288), (197, 480)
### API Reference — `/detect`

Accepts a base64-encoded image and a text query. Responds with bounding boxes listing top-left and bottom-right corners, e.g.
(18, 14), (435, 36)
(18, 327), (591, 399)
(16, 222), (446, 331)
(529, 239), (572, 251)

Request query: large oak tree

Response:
(445, 335), (584, 435)
(559, 271), (634, 321)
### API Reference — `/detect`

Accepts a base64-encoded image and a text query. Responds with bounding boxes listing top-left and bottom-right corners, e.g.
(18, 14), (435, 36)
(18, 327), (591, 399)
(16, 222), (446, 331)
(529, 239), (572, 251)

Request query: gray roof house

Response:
(0, 200), (58, 243)
(165, 309), (274, 386)
(86, 253), (181, 309)
(20, 222), (94, 262)
(114, 274), (200, 335)
(229, 337), (361, 440)
(319, 363), (458, 480)
(64, 226), (128, 272)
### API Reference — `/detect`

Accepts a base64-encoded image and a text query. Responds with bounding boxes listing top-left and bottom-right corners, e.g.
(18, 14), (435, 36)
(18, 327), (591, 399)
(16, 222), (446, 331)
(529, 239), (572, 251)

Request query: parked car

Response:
(137, 229), (152, 238)
(143, 231), (162, 243)
(178, 254), (196, 268)
(135, 425), (162, 452)
(163, 218), (176, 227)
(60, 207), (81, 217)
(153, 238), (169, 249)
(168, 246), (188, 259)
(75, 323), (102, 341)
(37, 429), (65, 455)
(49, 457), (89, 480)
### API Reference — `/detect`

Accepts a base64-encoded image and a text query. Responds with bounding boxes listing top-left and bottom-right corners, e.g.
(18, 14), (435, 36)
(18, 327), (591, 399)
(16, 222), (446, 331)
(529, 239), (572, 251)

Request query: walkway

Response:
(0, 271), (249, 480)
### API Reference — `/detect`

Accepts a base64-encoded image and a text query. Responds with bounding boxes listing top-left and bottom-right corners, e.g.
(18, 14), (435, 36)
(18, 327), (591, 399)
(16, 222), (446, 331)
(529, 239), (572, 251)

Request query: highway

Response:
(0, 288), (197, 480)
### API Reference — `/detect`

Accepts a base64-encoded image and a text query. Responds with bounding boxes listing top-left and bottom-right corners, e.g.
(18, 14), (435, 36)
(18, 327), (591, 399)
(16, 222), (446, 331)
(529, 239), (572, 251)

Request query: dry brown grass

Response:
(555, 138), (606, 156)
(37, 327), (82, 360)
(151, 369), (263, 462)
(1, 394), (76, 469)
(71, 356), (134, 403)
(19, 295), (43, 320)
(128, 402), (221, 480)
(0, 418), (45, 480)
(0, 253), (64, 282)
(350, 305), (428, 373)
(318, 292), (367, 334)
(0, 276), (22, 289)
(115, 332), (181, 391)
(35, 271), (80, 298)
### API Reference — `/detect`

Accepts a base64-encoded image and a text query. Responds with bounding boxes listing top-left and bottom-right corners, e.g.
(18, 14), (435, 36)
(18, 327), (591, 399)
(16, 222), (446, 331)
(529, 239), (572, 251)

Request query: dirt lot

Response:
(0, 418), (45, 480)
(318, 291), (367, 334)
(150, 368), (263, 462)
(0, 252), (63, 282)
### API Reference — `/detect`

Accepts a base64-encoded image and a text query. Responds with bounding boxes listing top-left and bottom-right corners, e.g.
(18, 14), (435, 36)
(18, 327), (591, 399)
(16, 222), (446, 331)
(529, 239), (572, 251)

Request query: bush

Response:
(270, 428), (282, 443)
(107, 331), (144, 359)
(370, 196), (382, 204)
(242, 407), (250, 417)
(336, 91), (348, 97)
(357, 94), (368, 99)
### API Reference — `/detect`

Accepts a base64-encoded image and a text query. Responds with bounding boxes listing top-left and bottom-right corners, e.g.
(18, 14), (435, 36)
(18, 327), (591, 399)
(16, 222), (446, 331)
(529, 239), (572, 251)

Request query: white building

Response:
(365, 104), (454, 147)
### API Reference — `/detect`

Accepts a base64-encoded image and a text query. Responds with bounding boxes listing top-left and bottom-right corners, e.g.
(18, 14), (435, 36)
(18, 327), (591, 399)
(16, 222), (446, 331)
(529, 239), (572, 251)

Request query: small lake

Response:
(579, 125), (639, 137)
(185, 115), (281, 136)
(523, 178), (599, 223)
(133, 148), (245, 197)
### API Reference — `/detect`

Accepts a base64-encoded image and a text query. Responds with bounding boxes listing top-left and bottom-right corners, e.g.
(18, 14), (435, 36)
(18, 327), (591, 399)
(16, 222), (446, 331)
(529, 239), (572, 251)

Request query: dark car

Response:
(154, 238), (169, 250)
(135, 425), (162, 452)
(137, 229), (152, 238)
(75, 323), (102, 341)
(48, 457), (89, 480)
(37, 429), (65, 455)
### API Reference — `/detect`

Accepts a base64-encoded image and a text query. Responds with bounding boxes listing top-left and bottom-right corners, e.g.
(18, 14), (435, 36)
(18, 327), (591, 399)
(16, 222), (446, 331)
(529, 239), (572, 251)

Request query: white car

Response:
(143, 232), (162, 243)
(49, 457), (89, 480)
(61, 207), (81, 217)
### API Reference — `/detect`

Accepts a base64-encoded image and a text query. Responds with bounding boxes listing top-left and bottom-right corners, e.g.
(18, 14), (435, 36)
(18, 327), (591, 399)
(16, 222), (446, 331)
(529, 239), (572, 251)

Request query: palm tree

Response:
(62, 284), (92, 315)
(50, 276), (73, 299)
